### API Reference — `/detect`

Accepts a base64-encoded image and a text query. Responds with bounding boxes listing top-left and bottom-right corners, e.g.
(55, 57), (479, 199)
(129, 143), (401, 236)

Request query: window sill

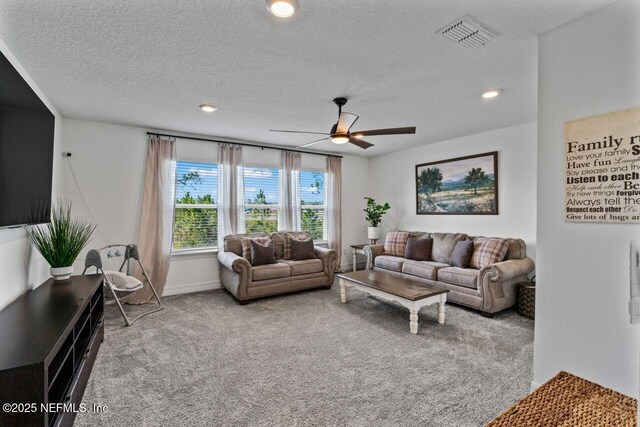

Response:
(171, 247), (218, 258)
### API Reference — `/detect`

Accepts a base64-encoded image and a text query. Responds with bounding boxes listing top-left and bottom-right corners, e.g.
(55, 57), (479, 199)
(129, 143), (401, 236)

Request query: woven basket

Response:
(517, 277), (535, 320)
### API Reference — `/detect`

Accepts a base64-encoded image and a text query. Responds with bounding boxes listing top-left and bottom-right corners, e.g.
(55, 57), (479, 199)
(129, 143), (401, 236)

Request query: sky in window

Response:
(176, 161), (218, 202)
(176, 162), (325, 205)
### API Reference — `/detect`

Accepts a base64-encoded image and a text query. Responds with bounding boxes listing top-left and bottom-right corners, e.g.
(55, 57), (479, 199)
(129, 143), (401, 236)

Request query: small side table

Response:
(350, 244), (368, 272)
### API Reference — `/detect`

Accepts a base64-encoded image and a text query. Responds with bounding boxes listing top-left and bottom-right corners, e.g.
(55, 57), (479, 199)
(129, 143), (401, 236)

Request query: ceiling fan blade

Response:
(348, 136), (374, 149)
(298, 137), (330, 148)
(336, 112), (359, 134)
(353, 126), (416, 137)
(269, 129), (330, 136)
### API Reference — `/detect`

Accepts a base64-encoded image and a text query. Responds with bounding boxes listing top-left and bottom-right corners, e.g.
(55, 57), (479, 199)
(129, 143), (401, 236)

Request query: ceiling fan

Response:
(269, 97), (416, 149)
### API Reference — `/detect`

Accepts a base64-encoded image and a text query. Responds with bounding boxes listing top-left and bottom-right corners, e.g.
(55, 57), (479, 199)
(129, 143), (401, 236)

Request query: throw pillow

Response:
(470, 238), (509, 269)
(450, 240), (474, 268)
(291, 238), (316, 260)
(250, 239), (276, 266)
(241, 236), (270, 262)
(284, 232), (310, 259)
(403, 237), (433, 261)
(384, 231), (411, 257)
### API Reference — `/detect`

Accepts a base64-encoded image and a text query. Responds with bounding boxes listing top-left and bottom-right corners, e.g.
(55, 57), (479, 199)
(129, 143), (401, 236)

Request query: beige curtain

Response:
(217, 144), (245, 247)
(279, 151), (301, 231)
(124, 136), (176, 304)
(326, 156), (342, 271)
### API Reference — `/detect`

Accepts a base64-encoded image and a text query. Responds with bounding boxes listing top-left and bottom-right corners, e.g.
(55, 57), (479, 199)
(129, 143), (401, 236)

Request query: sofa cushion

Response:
(250, 239), (276, 266)
(401, 260), (450, 280)
(470, 237), (509, 269)
(224, 232), (269, 256)
(431, 233), (467, 263)
(252, 262), (291, 281)
(284, 232), (311, 259)
(242, 236), (271, 262)
(437, 267), (479, 289)
(270, 232), (286, 259)
(404, 237), (433, 261)
(384, 231), (411, 257)
(281, 259), (324, 276)
(505, 238), (526, 260)
(291, 238), (316, 260)
(450, 240), (474, 268)
(374, 255), (406, 272)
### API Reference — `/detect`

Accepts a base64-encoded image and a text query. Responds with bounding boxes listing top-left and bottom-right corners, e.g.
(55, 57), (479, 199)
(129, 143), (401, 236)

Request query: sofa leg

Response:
(323, 285), (332, 290)
(481, 311), (494, 318)
(237, 299), (250, 306)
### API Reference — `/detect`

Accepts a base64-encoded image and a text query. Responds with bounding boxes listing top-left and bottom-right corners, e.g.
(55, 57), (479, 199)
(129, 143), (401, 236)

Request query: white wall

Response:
(61, 119), (369, 294)
(0, 40), (64, 310)
(534, 0), (640, 397)
(368, 122), (538, 260)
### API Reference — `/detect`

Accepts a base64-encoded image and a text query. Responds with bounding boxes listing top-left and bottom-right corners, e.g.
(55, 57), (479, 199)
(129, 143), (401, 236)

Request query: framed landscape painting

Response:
(415, 151), (498, 215)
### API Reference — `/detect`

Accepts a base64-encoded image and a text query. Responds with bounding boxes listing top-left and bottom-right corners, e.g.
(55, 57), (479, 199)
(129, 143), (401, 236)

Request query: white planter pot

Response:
(51, 266), (73, 281)
(367, 226), (381, 240)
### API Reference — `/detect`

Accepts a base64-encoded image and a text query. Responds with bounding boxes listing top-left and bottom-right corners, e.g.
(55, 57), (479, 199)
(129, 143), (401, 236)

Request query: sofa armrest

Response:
(480, 257), (535, 282)
(218, 250), (251, 275)
(363, 244), (385, 270)
(315, 246), (338, 281)
(477, 257), (535, 312)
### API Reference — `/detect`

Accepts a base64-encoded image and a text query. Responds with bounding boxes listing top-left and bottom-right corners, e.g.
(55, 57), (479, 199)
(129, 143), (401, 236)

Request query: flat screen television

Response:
(0, 50), (55, 228)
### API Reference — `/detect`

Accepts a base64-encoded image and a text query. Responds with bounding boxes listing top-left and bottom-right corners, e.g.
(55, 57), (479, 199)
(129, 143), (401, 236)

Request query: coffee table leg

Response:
(410, 309), (419, 334)
(438, 295), (446, 325)
(340, 281), (348, 303)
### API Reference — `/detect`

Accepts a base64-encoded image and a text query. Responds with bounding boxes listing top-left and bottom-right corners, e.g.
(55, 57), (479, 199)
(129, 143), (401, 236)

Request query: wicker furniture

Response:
(488, 371), (637, 426)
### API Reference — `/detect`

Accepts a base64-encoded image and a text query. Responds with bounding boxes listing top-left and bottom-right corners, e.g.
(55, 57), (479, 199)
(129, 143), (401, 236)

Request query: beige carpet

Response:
(76, 285), (534, 426)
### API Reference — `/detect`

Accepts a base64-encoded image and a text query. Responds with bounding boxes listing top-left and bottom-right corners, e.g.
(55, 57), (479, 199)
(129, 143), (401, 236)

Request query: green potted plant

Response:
(26, 200), (96, 281)
(363, 197), (390, 243)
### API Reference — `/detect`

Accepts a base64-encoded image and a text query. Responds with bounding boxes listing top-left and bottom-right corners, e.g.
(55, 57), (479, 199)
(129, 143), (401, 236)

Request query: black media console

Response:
(0, 274), (104, 426)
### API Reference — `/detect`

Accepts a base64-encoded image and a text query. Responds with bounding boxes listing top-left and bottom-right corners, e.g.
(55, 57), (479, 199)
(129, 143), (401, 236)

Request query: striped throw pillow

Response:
(384, 231), (411, 257)
(470, 238), (509, 269)
(241, 236), (271, 262)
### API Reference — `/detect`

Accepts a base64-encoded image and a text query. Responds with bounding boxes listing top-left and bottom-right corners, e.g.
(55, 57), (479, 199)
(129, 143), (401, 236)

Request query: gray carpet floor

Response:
(76, 285), (534, 427)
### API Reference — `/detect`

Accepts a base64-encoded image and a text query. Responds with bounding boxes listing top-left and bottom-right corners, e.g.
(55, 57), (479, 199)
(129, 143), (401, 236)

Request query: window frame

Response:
(299, 168), (328, 243)
(172, 160), (219, 254)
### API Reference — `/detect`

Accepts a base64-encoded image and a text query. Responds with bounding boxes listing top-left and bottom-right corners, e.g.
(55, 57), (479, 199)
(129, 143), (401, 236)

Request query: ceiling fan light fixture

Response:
(266, 0), (298, 18)
(331, 135), (349, 145)
(352, 133), (363, 139)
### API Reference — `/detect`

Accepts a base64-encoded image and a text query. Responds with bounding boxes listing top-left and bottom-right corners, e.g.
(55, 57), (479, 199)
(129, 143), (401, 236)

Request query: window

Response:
(300, 170), (326, 241)
(173, 161), (218, 250)
(244, 166), (279, 234)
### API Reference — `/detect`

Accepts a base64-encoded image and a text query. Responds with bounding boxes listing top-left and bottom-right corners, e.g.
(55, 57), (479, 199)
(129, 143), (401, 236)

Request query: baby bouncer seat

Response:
(83, 244), (164, 326)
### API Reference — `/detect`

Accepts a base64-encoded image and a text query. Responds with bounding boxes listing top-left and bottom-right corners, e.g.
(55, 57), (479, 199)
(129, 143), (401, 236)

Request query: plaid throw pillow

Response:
(284, 232), (311, 259)
(384, 231), (411, 257)
(241, 236), (271, 262)
(470, 238), (509, 269)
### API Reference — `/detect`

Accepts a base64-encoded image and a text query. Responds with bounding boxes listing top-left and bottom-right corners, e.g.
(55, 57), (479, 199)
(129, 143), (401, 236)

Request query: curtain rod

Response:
(146, 132), (343, 159)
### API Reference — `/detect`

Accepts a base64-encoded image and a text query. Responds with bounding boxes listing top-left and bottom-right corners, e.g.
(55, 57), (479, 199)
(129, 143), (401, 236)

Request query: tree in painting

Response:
(464, 167), (490, 195)
(418, 167), (443, 198)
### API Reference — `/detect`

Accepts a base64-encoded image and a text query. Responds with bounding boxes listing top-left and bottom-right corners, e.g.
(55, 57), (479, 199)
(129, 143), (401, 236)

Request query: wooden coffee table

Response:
(337, 270), (449, 334)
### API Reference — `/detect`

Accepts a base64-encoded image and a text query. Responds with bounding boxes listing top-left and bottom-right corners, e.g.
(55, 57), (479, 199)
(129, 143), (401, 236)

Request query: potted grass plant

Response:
(26, 200), (96, 281)
(363, 197), (390, 243)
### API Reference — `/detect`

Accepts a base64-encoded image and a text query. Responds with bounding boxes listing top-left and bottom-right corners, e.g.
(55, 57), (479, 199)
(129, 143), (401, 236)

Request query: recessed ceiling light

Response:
(266, 0), (299, 18)
(482, 90), (501, 99)
(199, 104), (217, 112)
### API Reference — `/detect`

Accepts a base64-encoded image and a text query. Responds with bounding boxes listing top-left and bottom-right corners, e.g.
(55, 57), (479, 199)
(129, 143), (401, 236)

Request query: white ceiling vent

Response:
(437, 15), (498, 48)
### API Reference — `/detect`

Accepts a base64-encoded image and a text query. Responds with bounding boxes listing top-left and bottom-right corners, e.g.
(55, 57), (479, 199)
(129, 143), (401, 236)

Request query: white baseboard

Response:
(530, 380), (541, 392)
(163, 280), (221, 296)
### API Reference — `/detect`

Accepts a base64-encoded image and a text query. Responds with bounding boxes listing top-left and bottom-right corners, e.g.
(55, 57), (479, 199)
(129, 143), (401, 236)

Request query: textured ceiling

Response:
(0, 0), (616, 157)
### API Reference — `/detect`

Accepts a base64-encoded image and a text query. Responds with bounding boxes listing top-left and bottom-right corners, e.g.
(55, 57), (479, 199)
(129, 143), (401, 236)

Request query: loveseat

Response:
(218, 231), (337, 304)
(364, 232), (535, 316)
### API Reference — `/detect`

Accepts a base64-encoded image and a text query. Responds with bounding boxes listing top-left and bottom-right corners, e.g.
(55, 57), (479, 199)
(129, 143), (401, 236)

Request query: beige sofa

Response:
(218, 231), (337, 304)
(364, 232), (535, 316)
